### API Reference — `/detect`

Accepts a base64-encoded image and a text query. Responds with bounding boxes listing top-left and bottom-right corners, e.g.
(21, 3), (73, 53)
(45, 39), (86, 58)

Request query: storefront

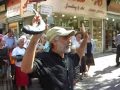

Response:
(38, 0), (107, 53)
(6, 16), (22, 38)
(104, 13), (120, 52)
(6, 0), (21, 38)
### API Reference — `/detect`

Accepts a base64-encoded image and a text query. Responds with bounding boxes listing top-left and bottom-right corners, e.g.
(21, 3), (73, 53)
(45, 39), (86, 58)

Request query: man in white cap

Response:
(21, 13), (88, 90)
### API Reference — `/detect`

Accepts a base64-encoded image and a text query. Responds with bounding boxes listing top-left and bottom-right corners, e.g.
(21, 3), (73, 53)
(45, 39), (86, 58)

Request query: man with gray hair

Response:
(21, 13), (88, 90)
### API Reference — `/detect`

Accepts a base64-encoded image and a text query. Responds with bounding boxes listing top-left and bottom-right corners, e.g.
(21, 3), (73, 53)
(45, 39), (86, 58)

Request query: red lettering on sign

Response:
(77, 0), (85, 2)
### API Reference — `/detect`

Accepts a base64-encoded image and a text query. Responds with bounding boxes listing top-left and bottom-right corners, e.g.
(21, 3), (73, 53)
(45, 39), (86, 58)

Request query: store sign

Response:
(40, 5), (52, 15)
(21, 0), (35, 17)
(108, 2), (120, 13)
(40, 0), (107, 18)
(6, 4), (20, 18)
(7, 0), (20, 7)
(26, 4), (34, 12)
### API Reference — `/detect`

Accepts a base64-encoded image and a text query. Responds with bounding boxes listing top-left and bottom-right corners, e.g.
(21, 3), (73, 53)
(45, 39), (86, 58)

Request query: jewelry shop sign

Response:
(41, 0), (107, 18)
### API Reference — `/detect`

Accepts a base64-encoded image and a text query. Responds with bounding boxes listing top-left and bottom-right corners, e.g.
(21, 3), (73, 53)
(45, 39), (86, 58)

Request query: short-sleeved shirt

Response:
(12, 47), (25, 67)
(32, 50), (80, 90)
(3, 35), (16, 49)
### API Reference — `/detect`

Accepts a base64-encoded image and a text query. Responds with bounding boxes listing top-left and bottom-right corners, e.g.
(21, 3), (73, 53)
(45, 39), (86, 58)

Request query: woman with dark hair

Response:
(85, 32), (96, 74)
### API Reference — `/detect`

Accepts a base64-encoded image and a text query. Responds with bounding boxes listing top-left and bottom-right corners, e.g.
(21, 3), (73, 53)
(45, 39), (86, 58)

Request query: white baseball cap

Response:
(46, 27), (75, 42)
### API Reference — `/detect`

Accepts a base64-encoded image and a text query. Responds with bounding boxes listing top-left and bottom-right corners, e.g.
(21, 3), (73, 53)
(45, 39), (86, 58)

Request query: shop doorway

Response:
(9, 22), (19, 38)
(105, 30), (117, 51)
(105, 30), (112, 51)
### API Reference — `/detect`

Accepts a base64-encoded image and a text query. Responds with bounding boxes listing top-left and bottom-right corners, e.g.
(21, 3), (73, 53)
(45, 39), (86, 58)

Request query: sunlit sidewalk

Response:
(74, 52), (120, 90)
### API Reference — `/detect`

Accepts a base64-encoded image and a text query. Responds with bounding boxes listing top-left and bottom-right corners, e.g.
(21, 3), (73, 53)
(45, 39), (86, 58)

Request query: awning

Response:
(6, 15), (22, 23)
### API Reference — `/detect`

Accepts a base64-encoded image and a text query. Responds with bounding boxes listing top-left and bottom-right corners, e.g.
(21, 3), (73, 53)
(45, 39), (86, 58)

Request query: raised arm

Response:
(21, 34), (41, 73)
(21, 11), (44, 73)
(76, 23), (88, 59)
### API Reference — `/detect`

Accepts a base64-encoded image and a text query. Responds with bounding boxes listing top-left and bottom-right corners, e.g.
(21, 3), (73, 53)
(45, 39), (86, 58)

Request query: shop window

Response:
(93, 19), (102, 52)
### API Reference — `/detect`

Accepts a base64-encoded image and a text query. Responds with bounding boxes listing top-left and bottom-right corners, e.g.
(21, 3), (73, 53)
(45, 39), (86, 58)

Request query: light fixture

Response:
(62, 14), (65, 17)
(47, 15), (50, 17)
(54, 15), (57, 17)
(112, 19), (115, 22)
(106, 18), (109, 20)
(73, 16), (76, 19)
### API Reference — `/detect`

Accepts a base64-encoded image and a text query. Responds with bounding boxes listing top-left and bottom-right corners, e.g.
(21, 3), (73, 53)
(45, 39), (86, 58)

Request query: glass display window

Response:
(92, 19), (102, 53)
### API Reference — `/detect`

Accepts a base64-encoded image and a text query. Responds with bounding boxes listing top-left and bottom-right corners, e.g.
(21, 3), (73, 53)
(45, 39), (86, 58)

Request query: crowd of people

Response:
(0, 11), (96, 90)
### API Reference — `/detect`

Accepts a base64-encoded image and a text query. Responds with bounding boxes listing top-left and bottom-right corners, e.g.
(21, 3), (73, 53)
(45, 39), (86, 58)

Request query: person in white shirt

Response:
(12, 37), (28, 90)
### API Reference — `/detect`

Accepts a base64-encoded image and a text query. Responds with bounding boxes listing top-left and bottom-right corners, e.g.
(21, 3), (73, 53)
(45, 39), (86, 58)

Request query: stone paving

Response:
(74, 52), (120, 90)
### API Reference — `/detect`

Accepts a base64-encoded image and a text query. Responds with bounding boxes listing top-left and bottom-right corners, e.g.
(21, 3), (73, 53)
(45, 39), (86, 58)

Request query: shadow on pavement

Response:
(93, 66), (117, 76)
(94, 52), (115, 58)
(76, 65), (120, 90)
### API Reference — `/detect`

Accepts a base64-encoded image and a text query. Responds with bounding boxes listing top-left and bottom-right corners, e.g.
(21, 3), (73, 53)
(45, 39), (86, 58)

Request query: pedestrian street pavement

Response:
(74, 52), (120, 90)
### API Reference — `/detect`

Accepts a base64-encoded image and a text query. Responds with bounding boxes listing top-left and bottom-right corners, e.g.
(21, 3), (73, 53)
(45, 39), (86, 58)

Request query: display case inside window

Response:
(93, 20), (102, 52)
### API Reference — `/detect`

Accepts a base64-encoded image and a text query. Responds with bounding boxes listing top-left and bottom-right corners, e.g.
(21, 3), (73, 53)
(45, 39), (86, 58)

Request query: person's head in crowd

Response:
(75, 31), (82, 42)
(7, 29), (14, 37)
(46, 26), (75, 54)
(17, 37), (25, 48)
(20, 35), (27, 43)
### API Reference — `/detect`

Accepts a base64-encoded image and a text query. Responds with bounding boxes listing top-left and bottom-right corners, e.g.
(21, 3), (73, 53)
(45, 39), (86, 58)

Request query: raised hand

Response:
(22, 9), (46, 34)
(32, 9), (42, 27)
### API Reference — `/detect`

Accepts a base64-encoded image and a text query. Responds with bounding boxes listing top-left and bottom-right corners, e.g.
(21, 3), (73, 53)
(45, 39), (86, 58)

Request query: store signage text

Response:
(65, 2), (105, 14)
(7, 4), (20, 18)
(69, 0), (103, 7)
(65, 3), (85, 11)
(40, 0), (106, 18)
